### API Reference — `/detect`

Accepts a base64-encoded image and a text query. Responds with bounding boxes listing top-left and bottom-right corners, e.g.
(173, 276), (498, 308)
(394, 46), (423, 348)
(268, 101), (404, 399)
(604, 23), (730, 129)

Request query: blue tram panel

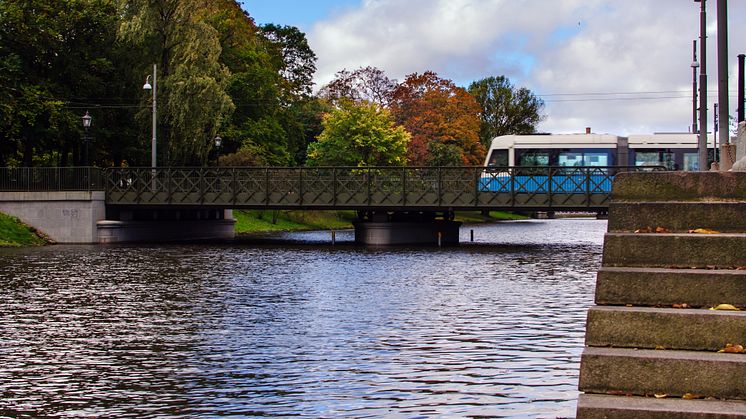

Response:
(479, 172), (613, 194)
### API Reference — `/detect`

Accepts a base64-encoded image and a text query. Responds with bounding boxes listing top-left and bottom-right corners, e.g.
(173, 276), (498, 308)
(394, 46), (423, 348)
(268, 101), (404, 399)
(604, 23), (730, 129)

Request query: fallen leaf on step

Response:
(719, 343), (746, 353)
(737, 266), (746, 270)
(654, 393), (668, 399)
(672, 303), (689, 309)
(655, 345), (666, 350)
(682, 393), (701, 400)
(607, 390), (632, 396)
(710, 304), (740, 311)
(655, 226), (670, 233)
(634, 226), (653, 233)
(687, 228), (720, 234)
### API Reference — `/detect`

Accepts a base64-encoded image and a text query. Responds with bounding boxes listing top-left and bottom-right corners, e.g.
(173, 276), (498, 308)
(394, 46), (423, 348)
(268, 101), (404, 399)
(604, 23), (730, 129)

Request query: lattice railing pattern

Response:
(103, 166), (660, 210)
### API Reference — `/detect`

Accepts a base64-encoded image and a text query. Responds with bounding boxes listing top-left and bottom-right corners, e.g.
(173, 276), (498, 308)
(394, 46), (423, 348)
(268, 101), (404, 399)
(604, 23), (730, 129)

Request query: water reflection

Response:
(0, 219), (605, 417)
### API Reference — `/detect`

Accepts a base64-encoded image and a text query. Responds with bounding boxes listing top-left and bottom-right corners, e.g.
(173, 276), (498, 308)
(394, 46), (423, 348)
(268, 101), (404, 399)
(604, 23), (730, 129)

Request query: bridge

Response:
(0, 166), (653, 244)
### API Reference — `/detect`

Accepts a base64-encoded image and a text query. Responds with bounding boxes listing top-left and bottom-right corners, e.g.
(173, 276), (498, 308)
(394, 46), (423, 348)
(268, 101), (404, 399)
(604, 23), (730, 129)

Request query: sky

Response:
(240, 0), (746, 136)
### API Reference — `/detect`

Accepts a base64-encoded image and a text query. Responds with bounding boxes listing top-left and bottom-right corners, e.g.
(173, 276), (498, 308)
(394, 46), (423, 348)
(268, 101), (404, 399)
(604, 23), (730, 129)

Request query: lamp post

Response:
(142, 64), (157, 168)
(214, 135), (222, 166)
(82, 111), (92, 166)
(695, 0), (708, 171)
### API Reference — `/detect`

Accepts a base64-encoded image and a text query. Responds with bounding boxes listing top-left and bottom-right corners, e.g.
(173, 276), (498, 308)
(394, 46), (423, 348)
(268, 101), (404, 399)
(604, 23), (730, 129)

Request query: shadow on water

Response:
(0, 218), (606, 417)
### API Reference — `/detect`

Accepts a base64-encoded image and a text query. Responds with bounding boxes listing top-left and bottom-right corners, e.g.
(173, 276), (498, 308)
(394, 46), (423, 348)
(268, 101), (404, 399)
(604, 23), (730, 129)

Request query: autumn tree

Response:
(468, 76), (545, 148)
(389, 71), (484, 166)
(306, 100), (409, 167)
(318, 66), (397, 108)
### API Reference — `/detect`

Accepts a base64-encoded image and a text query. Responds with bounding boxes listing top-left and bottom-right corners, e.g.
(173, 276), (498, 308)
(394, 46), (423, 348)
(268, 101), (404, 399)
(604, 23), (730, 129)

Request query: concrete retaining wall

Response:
(0, 191), (106, 243)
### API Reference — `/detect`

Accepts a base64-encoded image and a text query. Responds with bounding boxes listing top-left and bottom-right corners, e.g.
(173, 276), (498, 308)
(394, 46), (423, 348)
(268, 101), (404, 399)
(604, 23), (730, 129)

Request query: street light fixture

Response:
(214, 135), (222, 166)
(143, 64), (157, 168)
(82, 111), (92, 166)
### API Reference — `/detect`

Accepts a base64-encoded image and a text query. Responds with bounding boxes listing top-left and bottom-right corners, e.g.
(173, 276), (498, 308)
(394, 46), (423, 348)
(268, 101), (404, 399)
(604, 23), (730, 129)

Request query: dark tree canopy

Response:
(260, 24), (317, 98)
(468, 76), (545, 148)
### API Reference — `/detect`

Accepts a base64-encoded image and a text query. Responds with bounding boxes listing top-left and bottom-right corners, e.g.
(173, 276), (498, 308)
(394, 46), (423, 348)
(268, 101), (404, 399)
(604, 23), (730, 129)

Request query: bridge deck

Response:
(1, 166), (659, 211)
(103, 166), (638, 211)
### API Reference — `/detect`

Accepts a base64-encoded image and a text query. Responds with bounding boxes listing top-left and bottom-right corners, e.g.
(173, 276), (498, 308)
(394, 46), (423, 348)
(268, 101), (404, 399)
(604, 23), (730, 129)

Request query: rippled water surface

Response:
(0, 219), (605, 417)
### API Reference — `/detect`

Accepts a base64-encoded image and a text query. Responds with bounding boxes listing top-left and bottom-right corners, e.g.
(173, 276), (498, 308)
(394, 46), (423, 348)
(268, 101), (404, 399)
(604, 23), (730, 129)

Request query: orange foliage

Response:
(390, 72), (485, 165)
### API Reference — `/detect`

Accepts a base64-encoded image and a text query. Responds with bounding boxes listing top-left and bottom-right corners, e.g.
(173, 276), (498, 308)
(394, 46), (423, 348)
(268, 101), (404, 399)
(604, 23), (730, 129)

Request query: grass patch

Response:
(454, 211), (529, 223)
(234, 210), (355, 234)
(234, 209), (526, 234)
(0, 212), (48, 247)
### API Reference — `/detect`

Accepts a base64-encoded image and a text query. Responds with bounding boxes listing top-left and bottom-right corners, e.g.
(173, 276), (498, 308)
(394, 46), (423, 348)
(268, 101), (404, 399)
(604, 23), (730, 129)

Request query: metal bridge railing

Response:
(0, 167), (105, 192)
(102, 166), (663, 210)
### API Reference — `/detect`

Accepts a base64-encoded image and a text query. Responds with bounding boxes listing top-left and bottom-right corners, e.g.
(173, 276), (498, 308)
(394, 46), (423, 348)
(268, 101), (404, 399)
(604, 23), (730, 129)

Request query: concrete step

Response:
(579, 347), (746, 400)
(595, 267), (746, 307)
(577, 393), (746, 418)
(585, 306), (746, 351)
(608, 202), (746, 233)
(612, 172), (746, 203)
(602, 233), (746, 268)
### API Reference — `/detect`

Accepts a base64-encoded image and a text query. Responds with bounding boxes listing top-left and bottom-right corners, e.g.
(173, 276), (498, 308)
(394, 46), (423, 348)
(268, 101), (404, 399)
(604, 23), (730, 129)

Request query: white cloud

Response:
(309, 0), (746, 135)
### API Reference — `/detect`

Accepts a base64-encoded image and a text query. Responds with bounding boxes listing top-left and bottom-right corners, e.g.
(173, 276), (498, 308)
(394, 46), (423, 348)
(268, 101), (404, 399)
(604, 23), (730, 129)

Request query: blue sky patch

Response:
(240, 0), (361, 29)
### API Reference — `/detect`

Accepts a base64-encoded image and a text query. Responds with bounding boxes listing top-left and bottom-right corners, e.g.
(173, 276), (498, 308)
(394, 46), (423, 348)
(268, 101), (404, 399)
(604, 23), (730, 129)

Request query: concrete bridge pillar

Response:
(352, 211), (461, 245)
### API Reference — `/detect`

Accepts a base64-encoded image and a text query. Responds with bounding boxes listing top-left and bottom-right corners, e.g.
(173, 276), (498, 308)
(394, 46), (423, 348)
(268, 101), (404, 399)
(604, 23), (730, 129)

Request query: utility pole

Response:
(696, 0), (708, 171)
(717, 0), (729, 147)
(692, 40), (699, 134)
(739, 54), (745, 123)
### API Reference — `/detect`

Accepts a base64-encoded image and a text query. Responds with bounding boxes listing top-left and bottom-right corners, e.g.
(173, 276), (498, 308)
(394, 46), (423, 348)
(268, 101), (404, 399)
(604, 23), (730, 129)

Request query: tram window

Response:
(584, 152), (609, 166)
(487, 149), (508, 166)
(558, 152), (582, 166)
(635, 150), (675, 170)
(518, 151), (549, 166)
(683, 153), (698, 171)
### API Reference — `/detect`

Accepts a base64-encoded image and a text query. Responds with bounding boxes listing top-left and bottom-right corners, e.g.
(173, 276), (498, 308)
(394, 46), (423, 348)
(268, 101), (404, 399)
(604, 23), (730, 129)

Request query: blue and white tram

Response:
(484, 132), (712, 171)
(480, 132), (713, 194)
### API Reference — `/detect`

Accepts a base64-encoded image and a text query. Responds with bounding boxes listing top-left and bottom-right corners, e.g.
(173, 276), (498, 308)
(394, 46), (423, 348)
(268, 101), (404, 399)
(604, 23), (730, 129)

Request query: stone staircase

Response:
(577, 172), (746, 418)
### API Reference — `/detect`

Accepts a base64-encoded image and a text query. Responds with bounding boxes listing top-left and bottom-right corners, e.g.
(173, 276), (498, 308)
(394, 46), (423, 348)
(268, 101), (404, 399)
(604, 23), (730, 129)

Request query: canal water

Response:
(0, 218), (605, 418)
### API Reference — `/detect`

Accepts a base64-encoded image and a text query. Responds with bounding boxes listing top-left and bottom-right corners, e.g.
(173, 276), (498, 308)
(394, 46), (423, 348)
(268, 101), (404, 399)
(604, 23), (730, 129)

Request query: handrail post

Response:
(231, 168), (237, 205)
(299, 167), (303, 206)
(473, 167), (479, 207)
(586, 167), (591, 207)
(437, 166), (442, 207)
(510, 167), (515, 208)
(332, 168), (337, 207)
(547, 166), (554, 208)
(402, 167), (406, 207)
(265, 167), (270, 206)
(367, 166), (372, 206)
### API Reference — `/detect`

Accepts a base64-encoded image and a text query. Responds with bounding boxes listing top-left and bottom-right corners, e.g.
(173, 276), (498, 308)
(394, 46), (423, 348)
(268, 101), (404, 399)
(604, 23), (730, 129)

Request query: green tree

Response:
(0, 0), (121, 166)
(119, 0), (234, 166)
(259, 24), (317, 98)
(307, 100), (409, 167)
(468, 76), (545, 148)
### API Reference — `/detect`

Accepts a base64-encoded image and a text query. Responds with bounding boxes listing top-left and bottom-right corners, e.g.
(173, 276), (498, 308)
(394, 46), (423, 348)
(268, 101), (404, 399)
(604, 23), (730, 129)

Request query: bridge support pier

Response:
(353, 211), (461, 246)
(98, 208), (235, 243)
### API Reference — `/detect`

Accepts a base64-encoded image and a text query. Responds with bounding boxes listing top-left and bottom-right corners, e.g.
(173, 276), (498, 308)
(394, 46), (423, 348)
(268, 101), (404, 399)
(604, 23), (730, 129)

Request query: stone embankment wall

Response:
(577, 172), (746, 418)
(0, 191), (105, 243)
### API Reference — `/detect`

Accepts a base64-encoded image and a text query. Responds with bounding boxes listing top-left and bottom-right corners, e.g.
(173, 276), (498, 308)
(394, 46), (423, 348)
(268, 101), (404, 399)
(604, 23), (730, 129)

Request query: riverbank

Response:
(234, 209), (527, 235)
(0, 212), (49, 247)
